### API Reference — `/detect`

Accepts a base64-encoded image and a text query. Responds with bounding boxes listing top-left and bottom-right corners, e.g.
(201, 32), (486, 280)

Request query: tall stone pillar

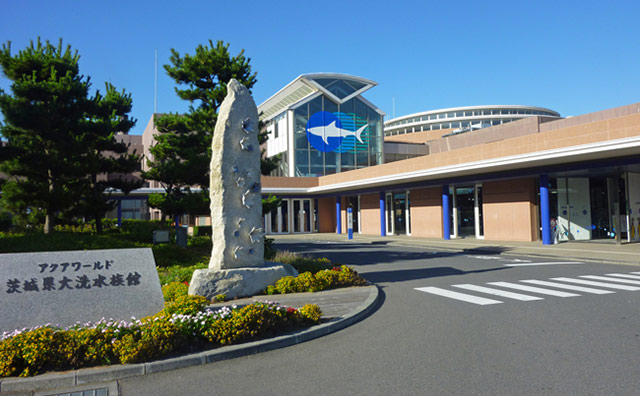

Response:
(189, 79), (297, 300)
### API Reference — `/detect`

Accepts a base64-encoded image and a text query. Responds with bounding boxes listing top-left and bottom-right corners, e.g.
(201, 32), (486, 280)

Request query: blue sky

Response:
(1, 0), (639, 134)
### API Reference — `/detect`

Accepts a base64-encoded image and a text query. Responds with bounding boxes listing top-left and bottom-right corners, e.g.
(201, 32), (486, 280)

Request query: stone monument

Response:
(188, 79), (297, 300)
(0, 248), (164, 334)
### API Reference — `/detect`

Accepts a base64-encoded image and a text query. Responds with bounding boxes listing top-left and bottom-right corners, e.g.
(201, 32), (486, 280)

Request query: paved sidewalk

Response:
(0, 286), (379, 396)
(273, 233), (640, 266)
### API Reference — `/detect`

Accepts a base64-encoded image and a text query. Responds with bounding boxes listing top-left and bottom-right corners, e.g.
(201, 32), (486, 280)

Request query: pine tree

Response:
(77, 83), (142, 233)
(0, 38), (91, 233)
(0, 39), (140, 233)
(143, 40), (257, 219)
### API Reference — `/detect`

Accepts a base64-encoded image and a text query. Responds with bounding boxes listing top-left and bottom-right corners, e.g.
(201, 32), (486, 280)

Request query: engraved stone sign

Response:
(0, 248), (164, 334)
(189, 79), (297, 300)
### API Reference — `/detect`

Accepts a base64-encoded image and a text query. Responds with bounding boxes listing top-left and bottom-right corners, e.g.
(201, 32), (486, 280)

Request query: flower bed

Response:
(266, 265), (368, 294)
(0, 297), (321, 378)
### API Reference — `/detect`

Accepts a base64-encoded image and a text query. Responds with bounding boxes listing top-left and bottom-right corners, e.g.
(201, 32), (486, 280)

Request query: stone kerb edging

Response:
(0, 285), (379, 395)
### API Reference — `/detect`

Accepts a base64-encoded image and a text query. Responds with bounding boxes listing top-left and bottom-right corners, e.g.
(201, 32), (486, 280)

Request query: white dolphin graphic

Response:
(307, 121), (366, 145)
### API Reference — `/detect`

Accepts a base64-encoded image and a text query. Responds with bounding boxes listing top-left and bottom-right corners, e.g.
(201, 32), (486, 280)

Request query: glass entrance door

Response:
(455, 186), (476, 237)
(393, 193), (407, 235)
(385, 192), (411, 236)
(348, 196), (360, 233)
(385, 193), (394, 235)
(450, 185), (483, 238)
(293, 199), (312, 233)
(265, 200), (289, 234)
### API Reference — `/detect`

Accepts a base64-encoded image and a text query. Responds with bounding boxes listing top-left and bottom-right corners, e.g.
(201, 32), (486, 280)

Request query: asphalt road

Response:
(120, 237), (640, 395)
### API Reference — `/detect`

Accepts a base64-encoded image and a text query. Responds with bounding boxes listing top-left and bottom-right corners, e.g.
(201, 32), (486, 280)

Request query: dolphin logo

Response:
(307, 121), (366, 145)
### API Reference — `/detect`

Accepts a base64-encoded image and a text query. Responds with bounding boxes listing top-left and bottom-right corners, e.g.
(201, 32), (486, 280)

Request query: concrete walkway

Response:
(272, 233), (640, 266)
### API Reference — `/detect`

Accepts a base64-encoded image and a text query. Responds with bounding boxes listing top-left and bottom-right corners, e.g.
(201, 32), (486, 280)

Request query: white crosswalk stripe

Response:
(550, 277), (640, 291)
(415, 272), (640, 306)
(452, 284), (543, 301)
(414, 287), (503, 305)
(605, 273), (640, 280)
(579, 275), (640, 285)
(486, 282), (580, 297)
(520, 279), (615, 294)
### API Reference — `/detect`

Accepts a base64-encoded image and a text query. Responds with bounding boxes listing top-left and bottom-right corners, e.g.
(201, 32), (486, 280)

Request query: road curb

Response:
(0, 285), (379, 395)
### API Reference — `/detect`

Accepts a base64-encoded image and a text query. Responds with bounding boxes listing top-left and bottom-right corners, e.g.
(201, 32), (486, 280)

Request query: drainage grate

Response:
(43, 389), (108, 396)
(36, 382), (117, 396)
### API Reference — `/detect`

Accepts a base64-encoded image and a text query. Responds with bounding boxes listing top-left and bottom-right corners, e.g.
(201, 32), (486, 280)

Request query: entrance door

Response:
(475, 184), (484, 239)
(293, 199), (312, 233)
(557, 178), (592, 241)
(385, 192), (411, 235)
(385, 193), (394, 235)
(393, 193), (407, 235)
(348, 196), (360, 234)
(628, 172), (640, 241)
(449, 185), (483, 238)
(265, 200), (290, 234)
(455, 186), (476, 237)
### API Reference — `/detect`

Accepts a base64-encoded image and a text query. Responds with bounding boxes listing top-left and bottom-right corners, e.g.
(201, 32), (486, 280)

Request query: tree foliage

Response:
(0, 39), (90, 233)
(142, 40), (258, 218)
(0, 38), (140, 233)
(77, 83), (143, 233)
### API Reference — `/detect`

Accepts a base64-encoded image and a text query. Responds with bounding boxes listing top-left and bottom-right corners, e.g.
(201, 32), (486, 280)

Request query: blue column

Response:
(442, 185), (450, 240)
(379, 191), (386, 236)
(336, 196), (342, 234)
(117, 199), (122, 227)
(540, 174), (551, 245)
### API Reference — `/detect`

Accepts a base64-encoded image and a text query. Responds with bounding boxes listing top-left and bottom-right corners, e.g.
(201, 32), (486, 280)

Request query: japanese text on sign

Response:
(5, 259), (142, 294)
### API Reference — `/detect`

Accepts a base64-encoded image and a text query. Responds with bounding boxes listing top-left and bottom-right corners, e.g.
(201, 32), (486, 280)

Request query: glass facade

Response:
(292, 94), (383, 176)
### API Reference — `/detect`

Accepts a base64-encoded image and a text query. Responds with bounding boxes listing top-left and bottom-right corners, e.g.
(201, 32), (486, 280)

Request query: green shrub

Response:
(0, 301), (321, 377)
(53, 219), (119, 234)
(266, 265), (367, 295)
(192, 226), (212, 237)
(264, 237), (276, 260)
(188, 235), (211, 248)
(152, 243), (209, 268)
(0, 211), (13, 232)
(0, 327), (61, 377)
(112, 315), (185, 364)
(162, 281), (189, 302)
(120, 220), (169, 243)
(296, 272), (322, 292)
(157, 262), (208, 284)
(0, 232), (143, 253)
(299, 304), (323, 324)
(163, 295), (209, 316)
(273, 250), (333, 274)
(203, 302), (312, 346)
